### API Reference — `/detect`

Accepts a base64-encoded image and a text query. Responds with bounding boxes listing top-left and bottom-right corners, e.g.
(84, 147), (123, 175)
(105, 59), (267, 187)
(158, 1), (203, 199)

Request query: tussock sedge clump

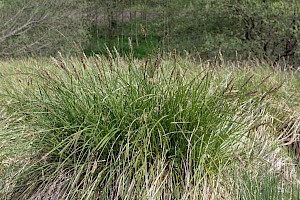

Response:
(0, 52), (300, 199)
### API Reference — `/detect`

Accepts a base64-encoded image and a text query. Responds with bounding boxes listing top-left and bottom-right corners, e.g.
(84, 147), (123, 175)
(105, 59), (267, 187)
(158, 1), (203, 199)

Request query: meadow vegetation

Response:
(0, 51), (299, 199)
(1, 0), (300, 199)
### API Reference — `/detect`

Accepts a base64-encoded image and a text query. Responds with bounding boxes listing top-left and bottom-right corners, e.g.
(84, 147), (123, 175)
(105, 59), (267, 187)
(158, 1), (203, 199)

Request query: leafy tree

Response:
(145, 0), (300, 66)
(225, 0), (300, 66)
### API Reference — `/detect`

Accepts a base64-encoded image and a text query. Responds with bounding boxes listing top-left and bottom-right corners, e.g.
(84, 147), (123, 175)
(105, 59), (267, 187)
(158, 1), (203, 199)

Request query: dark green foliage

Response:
(84, 0), (300, 67)
(1, 0), (299, 67)
(226, 0), (300, 67)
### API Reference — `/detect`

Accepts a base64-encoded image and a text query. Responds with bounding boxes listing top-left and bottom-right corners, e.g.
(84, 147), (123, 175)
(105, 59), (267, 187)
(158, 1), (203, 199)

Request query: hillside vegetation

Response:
(0, 52), (299, 199)
(1, 0), (300, 68)
(1, 0), (300, 199)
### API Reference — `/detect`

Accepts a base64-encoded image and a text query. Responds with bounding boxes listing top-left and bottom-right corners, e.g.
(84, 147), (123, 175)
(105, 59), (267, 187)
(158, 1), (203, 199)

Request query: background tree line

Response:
(0, 0), (299, 67)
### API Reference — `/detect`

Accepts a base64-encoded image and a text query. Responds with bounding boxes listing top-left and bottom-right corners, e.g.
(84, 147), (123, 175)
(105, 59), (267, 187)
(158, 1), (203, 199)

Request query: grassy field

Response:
(0, 53), (300, 199)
